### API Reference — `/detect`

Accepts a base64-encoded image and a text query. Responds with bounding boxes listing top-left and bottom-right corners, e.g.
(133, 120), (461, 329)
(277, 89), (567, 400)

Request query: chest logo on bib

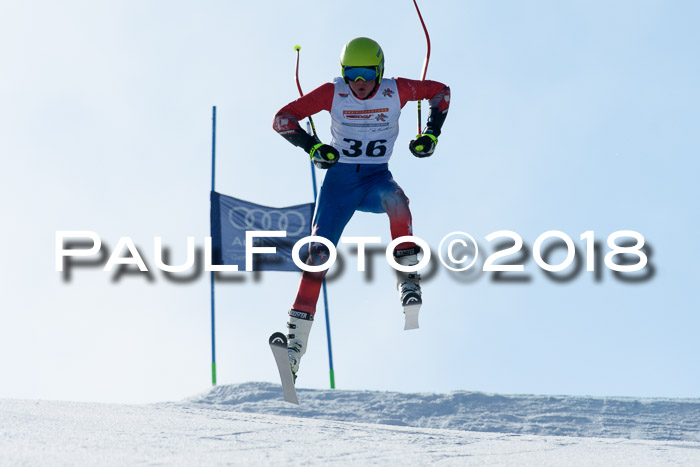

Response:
(382, 88), (394, 97)
(343, 108), (390, 121)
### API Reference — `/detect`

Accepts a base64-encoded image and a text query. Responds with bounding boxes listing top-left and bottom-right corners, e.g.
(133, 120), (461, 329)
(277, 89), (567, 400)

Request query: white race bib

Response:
(329, 77), (401, 164)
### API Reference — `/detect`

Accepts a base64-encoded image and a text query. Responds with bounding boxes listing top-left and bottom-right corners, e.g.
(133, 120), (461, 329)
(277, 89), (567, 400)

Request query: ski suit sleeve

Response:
(273, 82), (335, 153)
(395, 78), (450, 137)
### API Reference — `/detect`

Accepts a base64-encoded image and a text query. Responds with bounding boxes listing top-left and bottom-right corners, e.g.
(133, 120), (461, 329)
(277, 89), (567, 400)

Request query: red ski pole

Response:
(413, 0), (432, 134)
(294, 45), (318, 140)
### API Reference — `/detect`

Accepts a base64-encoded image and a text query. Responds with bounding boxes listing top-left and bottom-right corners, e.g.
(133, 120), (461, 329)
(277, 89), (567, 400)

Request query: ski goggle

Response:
(343, 66), (379, 82)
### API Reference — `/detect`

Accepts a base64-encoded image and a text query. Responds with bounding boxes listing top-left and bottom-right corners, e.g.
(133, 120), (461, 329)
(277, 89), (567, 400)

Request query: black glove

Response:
(409, 133), (438, 158)
(310, 143), (340, 169)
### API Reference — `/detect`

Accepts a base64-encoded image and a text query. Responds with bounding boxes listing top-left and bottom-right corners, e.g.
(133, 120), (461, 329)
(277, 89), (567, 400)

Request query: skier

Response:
(273, 37), (450, 378)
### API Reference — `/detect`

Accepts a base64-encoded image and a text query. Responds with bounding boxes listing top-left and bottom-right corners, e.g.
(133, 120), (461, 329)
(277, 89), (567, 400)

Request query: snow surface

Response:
(2, 382), (700, 466)
(187, 382), (700, 442)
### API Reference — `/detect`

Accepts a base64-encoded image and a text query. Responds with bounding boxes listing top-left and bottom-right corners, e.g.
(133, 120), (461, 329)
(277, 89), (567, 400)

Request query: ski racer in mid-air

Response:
(273, 37), (450, 379)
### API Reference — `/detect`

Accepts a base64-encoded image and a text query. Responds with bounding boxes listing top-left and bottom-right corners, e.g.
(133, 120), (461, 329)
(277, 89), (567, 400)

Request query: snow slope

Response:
(187, 382), (700, 442)
(2, 382), (699, 466)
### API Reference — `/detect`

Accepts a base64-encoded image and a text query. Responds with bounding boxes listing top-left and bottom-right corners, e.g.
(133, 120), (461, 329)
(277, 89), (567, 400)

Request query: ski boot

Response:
(287, 309), (314, 380)
(394, 246), (422, 330)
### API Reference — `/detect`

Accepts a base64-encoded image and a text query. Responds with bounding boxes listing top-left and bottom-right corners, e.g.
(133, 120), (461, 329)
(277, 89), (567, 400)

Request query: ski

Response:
(400, 280), (422, 330)
(403, 303), (421, 330)
(269, 332), (299, 405)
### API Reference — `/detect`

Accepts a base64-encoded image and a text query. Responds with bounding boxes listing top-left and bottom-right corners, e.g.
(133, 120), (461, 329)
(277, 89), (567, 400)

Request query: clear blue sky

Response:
(1, 0), (699, 403)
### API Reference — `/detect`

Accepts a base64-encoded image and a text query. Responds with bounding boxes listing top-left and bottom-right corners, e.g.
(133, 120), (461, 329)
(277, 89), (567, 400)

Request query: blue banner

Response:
(210, 191), (314, 271)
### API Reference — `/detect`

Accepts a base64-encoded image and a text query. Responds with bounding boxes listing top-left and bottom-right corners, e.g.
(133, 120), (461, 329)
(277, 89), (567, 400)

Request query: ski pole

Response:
(413, 0), (432, 134)
(294, 45), (319, 140)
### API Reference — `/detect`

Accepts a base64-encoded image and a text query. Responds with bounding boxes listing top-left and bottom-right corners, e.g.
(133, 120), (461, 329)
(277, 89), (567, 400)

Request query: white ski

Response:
(269, 332), (299, 405)
(403, 303), (421, 330)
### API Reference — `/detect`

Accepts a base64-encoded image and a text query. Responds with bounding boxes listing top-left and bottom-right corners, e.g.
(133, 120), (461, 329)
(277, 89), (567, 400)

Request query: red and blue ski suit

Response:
(274, 77), (450, 315)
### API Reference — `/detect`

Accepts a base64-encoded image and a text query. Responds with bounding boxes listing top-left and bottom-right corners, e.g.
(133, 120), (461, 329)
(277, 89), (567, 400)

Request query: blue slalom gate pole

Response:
(320, 280), (335, 389)
(295, 45), (335, 389)
(210, 106), (217, 386)
(307, 121), (336, 389)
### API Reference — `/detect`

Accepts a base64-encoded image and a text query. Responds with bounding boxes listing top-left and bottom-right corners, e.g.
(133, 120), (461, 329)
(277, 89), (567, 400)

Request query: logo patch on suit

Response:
(343, 108), (389, 120)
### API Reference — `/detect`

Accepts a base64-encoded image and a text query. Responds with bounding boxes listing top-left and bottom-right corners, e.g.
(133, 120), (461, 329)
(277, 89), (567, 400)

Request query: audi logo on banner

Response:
(227, 207), (308, 237)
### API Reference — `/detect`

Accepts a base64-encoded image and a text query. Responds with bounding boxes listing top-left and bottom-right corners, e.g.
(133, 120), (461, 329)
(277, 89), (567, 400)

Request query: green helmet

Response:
(340, 37), (384, 84)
